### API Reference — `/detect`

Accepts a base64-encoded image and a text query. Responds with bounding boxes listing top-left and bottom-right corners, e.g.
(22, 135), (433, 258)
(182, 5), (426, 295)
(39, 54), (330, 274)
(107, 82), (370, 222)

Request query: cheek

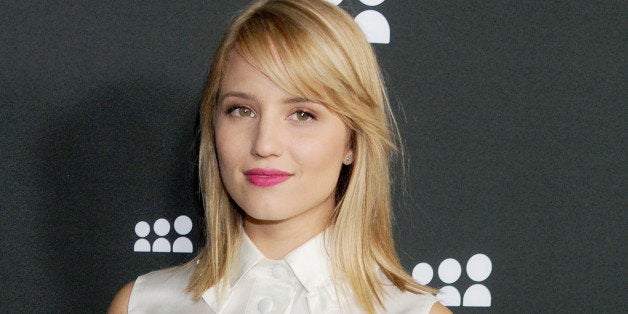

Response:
(214, 125), (238, 171)
(214, 131), (243, 198)
(214, 119), (252, 156)
(214, 128), (226, 163)
(294, 131), (347, 171)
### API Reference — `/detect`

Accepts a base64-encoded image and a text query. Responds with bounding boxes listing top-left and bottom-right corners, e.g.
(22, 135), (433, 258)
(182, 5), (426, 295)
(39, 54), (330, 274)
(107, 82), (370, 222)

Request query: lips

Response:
(244, 168), (292, 187)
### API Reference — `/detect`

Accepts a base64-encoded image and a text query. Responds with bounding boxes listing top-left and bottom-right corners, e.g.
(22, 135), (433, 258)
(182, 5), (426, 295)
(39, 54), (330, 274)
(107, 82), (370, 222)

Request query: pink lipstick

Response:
(244, 168), (292, 187)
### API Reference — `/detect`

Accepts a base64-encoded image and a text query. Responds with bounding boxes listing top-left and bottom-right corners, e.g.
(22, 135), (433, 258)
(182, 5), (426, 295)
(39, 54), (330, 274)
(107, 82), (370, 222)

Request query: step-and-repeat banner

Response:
(1, 1), (624, 312)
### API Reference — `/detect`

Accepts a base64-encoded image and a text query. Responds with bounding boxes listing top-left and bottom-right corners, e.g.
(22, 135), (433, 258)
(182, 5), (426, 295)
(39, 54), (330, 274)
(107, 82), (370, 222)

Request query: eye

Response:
(227, 106), (256, 118)
(288, 110), (314, 122)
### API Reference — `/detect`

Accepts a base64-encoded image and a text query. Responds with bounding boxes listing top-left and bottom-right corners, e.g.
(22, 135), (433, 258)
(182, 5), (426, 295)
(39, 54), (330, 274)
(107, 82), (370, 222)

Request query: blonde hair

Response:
(190, 0), (436, 312)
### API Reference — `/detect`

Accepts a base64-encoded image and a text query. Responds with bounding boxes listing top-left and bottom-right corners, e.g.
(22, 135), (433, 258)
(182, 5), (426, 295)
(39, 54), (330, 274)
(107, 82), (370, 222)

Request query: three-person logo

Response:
(133, 215), (194, 253)
(413, 254), (493, 307)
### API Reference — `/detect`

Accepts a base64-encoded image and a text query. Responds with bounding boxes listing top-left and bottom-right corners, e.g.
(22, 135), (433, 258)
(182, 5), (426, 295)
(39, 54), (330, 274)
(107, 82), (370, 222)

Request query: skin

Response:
(214, 52), (352, 259)
(107, 281), (133, 313)
(431, 302), (452, 314)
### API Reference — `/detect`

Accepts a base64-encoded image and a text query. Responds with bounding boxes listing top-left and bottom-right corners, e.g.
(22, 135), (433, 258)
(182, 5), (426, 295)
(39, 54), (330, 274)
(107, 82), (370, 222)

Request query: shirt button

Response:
(257, 298), (274, 313)
(272, 265), (286, 279)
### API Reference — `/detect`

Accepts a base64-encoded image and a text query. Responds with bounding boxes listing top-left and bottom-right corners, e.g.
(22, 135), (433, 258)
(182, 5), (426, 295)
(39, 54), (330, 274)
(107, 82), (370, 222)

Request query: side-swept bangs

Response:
(232, 0), (394, 153)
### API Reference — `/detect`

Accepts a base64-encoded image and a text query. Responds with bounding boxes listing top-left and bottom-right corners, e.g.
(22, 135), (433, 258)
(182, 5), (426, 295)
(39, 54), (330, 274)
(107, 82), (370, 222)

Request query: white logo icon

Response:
(359, 0), (385, 5)
(413, 254), (492, 307)
(134, 215), (193, 253)
(326, 0), (391, 44)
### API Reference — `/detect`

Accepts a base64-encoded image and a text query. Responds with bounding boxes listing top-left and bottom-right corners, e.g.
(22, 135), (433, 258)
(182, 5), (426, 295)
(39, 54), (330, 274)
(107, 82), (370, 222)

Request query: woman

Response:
(110, 0), (450, 313)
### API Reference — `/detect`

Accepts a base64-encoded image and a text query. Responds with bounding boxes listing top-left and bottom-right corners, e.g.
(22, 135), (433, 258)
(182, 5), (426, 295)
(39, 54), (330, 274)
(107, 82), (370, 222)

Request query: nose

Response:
(250, 116), (283, 158)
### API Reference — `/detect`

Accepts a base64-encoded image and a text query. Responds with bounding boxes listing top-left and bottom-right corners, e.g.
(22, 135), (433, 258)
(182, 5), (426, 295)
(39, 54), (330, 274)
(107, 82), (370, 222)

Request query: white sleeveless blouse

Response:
(128, 233), (438, 313)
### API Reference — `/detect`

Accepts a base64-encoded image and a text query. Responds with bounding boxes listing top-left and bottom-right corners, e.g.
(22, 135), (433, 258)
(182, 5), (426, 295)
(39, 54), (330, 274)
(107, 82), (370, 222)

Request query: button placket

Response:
(257, 297), (274, 313)
(271, 265), (287, 280)
(244, 262), (297, 314)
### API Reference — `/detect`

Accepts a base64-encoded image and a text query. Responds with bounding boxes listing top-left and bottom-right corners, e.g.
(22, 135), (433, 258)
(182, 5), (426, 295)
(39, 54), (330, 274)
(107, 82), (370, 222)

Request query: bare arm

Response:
(429, 302), (452, 314)
(107, 281), (134, 314)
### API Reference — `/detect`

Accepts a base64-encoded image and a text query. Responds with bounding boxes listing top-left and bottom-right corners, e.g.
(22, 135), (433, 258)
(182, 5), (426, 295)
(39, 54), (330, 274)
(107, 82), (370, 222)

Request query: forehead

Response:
(219, 52), (287, 96)
(221, 53), (258, 85)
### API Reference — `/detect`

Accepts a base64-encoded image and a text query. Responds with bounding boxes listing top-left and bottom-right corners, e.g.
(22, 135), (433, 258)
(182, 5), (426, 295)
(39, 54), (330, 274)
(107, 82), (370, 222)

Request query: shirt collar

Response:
(228, 231), (265, 289)
(232, 230), (332, 292)
(202, 230), (333, 311)
(282, 231), (332, 292)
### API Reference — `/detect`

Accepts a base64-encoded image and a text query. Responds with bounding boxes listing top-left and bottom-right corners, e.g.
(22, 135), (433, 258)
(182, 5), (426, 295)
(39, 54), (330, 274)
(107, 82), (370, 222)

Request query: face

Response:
(214, 52), (352, 231)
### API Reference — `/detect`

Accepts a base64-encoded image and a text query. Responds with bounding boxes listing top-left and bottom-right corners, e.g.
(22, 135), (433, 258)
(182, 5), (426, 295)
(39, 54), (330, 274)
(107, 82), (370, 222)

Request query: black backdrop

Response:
(1, 1), (625, 312)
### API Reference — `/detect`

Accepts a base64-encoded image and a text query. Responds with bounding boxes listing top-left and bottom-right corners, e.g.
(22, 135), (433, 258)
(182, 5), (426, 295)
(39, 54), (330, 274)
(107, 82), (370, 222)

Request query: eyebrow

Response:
(218, 91), (314, 105)
(217, 91), (256, 105)
(285, 96), (311, 104)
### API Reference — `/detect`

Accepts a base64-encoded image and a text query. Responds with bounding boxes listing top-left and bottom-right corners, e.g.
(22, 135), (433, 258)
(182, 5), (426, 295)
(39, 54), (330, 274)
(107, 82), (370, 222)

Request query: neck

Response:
(243, 215), (328, 260)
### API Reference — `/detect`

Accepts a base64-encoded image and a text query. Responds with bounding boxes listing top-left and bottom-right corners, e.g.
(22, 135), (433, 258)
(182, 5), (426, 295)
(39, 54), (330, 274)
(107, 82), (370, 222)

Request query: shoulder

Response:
(110, 264), (198, 313)
(133, 263), (194, 292)
(108, 281), (134, 314)
(131, 264), (196, 301)
(428, 302), (451, 314)
(381, 286), (451, 314)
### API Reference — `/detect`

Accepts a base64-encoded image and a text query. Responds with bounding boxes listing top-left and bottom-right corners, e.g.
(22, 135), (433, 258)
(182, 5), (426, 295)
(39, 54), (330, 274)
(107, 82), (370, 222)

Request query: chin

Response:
(238, 201), (293, 222)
